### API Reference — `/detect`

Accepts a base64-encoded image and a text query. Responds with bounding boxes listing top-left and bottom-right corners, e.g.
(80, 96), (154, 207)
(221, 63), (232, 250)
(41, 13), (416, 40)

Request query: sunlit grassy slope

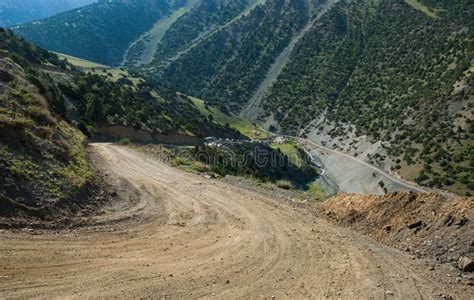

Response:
(55, 52), (107, 68)
(188, 95), (268, 140)
(270, 140), (302, 167)
(56, 52), (144, 86)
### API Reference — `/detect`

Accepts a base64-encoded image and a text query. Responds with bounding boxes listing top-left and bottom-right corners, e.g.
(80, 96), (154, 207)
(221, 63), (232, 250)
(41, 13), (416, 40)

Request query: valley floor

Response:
(0, 144), (471, 298)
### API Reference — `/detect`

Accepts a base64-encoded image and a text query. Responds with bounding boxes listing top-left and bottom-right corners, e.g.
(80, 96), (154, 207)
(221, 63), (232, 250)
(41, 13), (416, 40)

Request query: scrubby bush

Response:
(276, 180), (293, 190)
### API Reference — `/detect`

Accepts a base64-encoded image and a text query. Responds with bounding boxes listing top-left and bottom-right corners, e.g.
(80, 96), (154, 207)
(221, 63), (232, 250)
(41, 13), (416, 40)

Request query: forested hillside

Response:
(13, 0), (181, 66)
(149, 0), (256, 65)
(149, 0), (316, 113)
(65, 74), (228, 138)
(262, 0), (474, 195)
(121, 0), (201, 68)
(0, 0), (96, 27)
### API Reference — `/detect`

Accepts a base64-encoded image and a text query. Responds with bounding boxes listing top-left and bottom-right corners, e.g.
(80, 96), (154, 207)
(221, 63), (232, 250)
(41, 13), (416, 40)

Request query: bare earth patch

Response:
(323, 192), (473, 279)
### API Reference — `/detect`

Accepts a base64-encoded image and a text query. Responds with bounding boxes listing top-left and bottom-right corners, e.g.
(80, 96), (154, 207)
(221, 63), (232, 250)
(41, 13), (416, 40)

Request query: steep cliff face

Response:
(147, 0), (314, 113)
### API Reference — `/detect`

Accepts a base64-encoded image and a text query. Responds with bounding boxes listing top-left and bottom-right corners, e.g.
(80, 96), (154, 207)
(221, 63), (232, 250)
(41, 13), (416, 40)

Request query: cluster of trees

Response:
(1, 28), (230, 145)
(152, 0), (310, 113)
(263, 0), (473, 194)
(0, 28), (66, 68)
(61, 72), (223, 137)
(175, 143), (319, 188)
(150, 0), (253, 65)
(14, 0), (174, 66)
(0, 29), (241, 215)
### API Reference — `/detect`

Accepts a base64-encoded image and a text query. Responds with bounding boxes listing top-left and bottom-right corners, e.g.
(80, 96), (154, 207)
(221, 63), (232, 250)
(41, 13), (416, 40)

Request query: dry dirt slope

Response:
(322, 192), (473, 270)
(0, 144), (472, 298)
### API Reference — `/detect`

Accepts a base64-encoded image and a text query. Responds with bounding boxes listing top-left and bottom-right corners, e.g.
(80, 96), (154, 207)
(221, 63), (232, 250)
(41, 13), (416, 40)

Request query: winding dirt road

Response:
(0, 144), (470, 298)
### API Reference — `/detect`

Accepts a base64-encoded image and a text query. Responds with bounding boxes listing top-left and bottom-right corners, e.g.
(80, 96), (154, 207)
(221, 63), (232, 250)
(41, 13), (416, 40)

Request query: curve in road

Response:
(0, 144), (468, 298)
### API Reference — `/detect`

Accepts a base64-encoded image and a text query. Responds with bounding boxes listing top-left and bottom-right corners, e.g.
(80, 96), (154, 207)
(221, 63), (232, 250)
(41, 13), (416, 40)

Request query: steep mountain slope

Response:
(122, 0), (201, 68)
(54, 55), (242, 141)
(138, 0), (472, 195)
(11, 0), (473, 195)
(148, 0), (317, 113)
(147, 0), (264, 67)
(13, 0), (181, 66)
(0, 0), (96, 28)
(240, 0), (339, 120)
(261, 0), (473, 195)
(13, 0), (267, 69)
(0, 29), (99, 227)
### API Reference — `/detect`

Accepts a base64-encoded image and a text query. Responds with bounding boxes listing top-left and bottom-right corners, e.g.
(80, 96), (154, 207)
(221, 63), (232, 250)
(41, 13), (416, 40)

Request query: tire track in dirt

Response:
(0, 144), (470, 299)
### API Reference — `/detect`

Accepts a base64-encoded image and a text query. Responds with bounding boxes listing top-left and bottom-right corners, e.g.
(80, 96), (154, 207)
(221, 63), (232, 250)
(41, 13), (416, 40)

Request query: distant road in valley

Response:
(297, 138), (429, 193)
(296, 137), (457, 198)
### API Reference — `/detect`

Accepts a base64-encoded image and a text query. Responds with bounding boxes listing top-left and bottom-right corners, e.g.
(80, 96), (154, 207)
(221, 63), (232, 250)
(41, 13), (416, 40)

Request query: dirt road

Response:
(0, 144), (470, 298)
(298, 138), (429, 194)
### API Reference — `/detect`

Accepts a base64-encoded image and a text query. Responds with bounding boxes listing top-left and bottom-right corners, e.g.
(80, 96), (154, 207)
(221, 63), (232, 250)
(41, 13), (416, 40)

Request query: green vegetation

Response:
(404, 0), (440, 19)
(189, 95), (267, 139)
(270, 140), (305, 167)
(123, 0), (201, 67)
(14, 0), (178, 66)
(47, 53), (233, 140)
(150, 0), (255, 65)
(0, 29), (93, 207)
(1, 28), (239, 145)
(0, 29), (241, 222)
(55, 52), (107, 69)
(0, 31), (67, 68)
(136, 142), (319, 189)
(62, 73), (221, 137)
(6, 0), (472, 196)
(190, 142), (318, 188)
(276, 180), (293, 190)
(308, 181), (325, 200)
(56, 52), (145, 86)
(118, 137), (132, 145)
(150, 0), (310, 112)
(263, 0), (474, 195)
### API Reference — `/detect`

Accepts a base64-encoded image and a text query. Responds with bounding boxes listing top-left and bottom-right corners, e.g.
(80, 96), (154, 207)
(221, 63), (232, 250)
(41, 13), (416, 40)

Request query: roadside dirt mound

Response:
(322, 192), (474, 271)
